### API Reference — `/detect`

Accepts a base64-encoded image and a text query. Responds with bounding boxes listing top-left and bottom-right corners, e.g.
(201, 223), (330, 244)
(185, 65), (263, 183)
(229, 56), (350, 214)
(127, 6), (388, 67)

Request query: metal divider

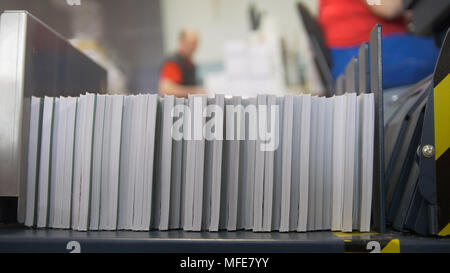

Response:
(334, 25), (385, 233)
(369, 25), (386, 233)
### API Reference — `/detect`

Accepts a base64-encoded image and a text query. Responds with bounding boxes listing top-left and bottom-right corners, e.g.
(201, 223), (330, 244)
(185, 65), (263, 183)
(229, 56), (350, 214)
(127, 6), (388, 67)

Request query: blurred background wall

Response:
(162, 0), (317, 65)
(161, 0), (317, 86)
(0, 0), (165, 94)
(0, 0), (319, 94)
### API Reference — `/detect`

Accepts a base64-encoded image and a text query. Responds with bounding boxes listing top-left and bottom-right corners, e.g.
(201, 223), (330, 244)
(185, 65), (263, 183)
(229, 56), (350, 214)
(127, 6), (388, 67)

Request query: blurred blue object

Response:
(330, 34), (440, 89)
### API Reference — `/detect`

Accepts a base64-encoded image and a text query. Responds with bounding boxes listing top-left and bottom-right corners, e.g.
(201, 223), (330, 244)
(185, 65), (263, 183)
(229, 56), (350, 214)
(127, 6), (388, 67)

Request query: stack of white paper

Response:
(25, 97), (42, 227)
(99, 95), (124, 230)
(25, 92), (375, 233)
(36, 97), (54, 228)
(49, 97), (77, 229)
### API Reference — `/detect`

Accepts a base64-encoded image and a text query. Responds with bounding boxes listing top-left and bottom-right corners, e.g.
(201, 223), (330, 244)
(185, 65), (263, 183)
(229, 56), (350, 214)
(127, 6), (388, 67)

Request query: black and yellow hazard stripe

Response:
(333, 232), (400, 253)
(340, 236), (400, 253)
(434, 74), (450, 236)
(432, 27), (450, 237)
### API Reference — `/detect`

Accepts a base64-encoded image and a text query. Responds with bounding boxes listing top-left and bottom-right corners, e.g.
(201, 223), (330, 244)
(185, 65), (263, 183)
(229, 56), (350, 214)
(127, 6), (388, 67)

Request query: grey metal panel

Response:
(393, 159), (420, 232)
(0, 227), (345, 253)
(1, 227), (450, 253)
(0, 11), (106, 223)
(345, 57), (359, 93)
(336, 75), (345, 96)
(0, 10), (27, 199)
(385, 91), (428, 221)
(370, 24), (386, 233)
(358, 42), (370, 94)
(390, 87), (432, 235)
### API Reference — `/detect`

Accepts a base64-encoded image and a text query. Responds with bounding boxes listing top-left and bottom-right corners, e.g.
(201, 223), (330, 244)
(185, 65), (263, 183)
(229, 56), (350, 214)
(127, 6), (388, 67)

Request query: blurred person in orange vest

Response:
(159, 28), (205, 97)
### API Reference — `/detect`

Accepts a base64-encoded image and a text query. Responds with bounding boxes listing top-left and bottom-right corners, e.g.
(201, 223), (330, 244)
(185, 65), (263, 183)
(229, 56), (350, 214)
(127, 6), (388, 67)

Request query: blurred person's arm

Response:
(159, 79), (204, 97)
(364, 0), (404, 20)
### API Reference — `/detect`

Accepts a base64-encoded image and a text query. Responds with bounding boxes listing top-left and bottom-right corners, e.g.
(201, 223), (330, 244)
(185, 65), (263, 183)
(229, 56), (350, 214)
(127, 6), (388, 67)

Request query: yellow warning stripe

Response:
(434, 74), (450, 237)
(381, 239), (400, 253)
(434, 74), (450, 159)
(438, 223), (450, 236)
(333, 231), (378, 238)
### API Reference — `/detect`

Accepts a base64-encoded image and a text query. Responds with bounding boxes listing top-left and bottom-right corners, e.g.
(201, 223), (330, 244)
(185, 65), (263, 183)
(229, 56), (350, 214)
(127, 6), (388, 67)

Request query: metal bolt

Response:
(391, 95), (399, 103)
(422, 145), (435, 158)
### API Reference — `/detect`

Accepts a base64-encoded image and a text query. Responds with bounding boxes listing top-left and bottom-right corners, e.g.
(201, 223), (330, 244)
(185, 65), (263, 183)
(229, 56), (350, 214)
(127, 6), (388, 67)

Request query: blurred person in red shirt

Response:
(159, 29), (204, 97)
(318, 0), (439, 89)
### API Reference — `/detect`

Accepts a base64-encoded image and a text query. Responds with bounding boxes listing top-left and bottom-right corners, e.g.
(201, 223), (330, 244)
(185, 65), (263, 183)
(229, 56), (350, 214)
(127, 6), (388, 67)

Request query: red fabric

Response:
(318, 0), (407, 47)
(160, 61), (183, 84)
